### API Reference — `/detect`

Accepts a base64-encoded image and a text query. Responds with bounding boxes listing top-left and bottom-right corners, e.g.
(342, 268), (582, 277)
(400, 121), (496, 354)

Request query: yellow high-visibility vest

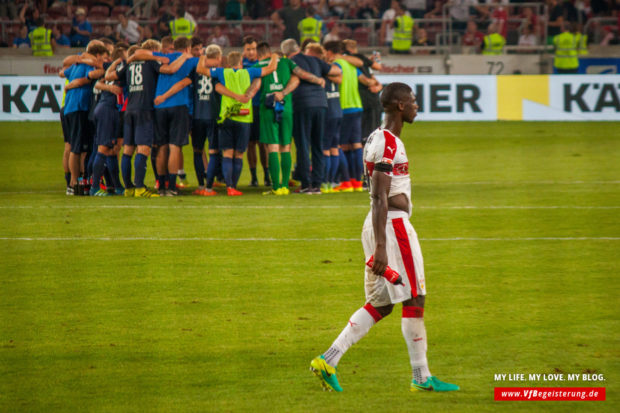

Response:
(575, 33), (588, 56)
(169, 18), (195, 40)
(29, 26), (53, 56)
(553, 31), (579, 69)
(392, 15), (414, 51)
(482, 33), (505, 55)
(298, 17), (322, 43)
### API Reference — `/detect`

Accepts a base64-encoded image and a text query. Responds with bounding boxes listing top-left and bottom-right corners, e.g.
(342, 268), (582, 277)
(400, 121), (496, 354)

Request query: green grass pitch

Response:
(0, 121), (618, 412)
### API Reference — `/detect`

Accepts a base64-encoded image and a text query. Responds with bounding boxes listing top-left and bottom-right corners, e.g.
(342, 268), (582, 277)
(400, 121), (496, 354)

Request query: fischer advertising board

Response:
(1, 75), (619, 121)
(376, 75), (497, 121)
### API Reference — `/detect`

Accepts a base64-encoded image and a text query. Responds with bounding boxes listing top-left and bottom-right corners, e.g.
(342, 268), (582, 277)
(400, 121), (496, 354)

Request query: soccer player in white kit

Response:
(310, 82), (459, 393)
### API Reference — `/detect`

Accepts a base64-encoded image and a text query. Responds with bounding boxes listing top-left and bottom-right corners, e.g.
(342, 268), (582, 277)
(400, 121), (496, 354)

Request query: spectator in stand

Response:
(0, 0), (18, 20)
(424, 0), (447, 19)
(356, 0), (380, 20)
(93, 0), (114, 16)
(117, 14), (143, 44)
(142, 25), (157, 41)
(380, 0), (411, 48)
(102, 25), (119, 43)
(403, 0), (427, 19)
(323, 21), (341, 43)
(209, 25), (231, 48)
(157, 5), (174, 38)
(489, 0), (508, 39)
(19, 2), (40, 32)
(546, 0), (565, 44)
(70, 7), (93, 47)
(520, 6), (539, 38)
(414, 27), (430, 51)
(205, 0), (220, 18)
(446, 0), (487, 32)
(462, 20), (484, 52)
(225, 0), (245, 20)
(272, 0), (306, 42)
(518, 23), (538, 49)
(53, 25), (71, 48)
(13, 25), (30, 48)
(247, 0), (271, 18)
(328, 0), (348, 19)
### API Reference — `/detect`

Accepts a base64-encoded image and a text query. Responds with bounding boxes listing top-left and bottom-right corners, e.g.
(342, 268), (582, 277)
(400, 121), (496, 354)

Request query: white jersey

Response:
(363, 127), (412, 216)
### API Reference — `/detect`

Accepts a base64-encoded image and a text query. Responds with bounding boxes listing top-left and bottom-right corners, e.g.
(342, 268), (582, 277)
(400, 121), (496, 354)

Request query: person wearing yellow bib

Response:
(169, 5), (195, 40)
(482, 23), (505, 55)
(29, 18), (56, 57)
(391, 1), (414, 54)
(553, 23), (579, 74)
(298, 7), (323, 44)
(196, 52), (278, 195)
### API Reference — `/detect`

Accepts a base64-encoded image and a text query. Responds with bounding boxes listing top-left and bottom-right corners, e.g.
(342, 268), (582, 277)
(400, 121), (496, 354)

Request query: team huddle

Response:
(59, 34), (384, 198)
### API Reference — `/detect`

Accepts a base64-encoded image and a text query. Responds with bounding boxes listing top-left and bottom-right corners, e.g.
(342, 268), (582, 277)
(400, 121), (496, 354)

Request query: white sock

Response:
(323, 304), (381, 366)
(402, 311), (431, 383)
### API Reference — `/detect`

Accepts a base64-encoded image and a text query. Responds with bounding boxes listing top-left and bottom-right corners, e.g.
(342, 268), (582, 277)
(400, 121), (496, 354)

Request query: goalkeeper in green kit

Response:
(252, 41), (327, 195)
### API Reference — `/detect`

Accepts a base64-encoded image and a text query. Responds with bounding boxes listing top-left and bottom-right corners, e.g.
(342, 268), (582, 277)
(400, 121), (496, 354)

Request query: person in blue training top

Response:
(151, 36), (198, 196)
(280, 38), (341, 194)
(195, 51), (278, 196)
(242, 35), (270, 188)
(105, 39), (187, 198)
(60, 43), (108, 195)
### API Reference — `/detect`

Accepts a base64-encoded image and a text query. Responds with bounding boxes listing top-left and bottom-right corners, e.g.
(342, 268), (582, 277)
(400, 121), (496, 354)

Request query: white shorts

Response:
(361, 210), (426, 307)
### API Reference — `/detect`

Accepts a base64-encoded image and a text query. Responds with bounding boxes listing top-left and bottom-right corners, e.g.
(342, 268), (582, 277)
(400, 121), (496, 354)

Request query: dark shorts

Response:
(155, 106), (190, 147)
(219, 119), (251, 152)
(94, 104), (119, 148)
(118, 111), (124, 139)
(340, 112), (363, 145)
(65, 110), (90, 154)
(60, 107), (69, 143)
(249, 105), (260, 142)
(191, 118), (216, 150)
(124, 110), (154, 147)
(208, 124), (219, 151)
(325, 117), (342, 149)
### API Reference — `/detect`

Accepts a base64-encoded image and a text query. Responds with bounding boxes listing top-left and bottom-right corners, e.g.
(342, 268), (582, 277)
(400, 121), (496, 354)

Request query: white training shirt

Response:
(364, 127), (412, 217)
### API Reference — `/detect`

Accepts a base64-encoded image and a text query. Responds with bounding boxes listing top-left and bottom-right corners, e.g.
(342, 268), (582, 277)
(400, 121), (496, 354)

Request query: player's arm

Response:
(358, 73), (379, 87)
(259, 54), (278, 77)
(242, 78), (262, 100)
(292, 66), (325, 87)
(327, 73), (342, 84)
(195, 55), (220, 76)
(159, 53), (191, 74)
(63, 53), (98, 68)
(88, 68), (105, 80)
(370, 165), (392, 276)
(216, 83), (250, 104)
(64, 77), (91, 91)
(128, 49), (170, 64)
(340, 54), (364, 68)
(105, 58), (123, 81)
(94, 80), (122, 95)
(273, 75), (300, 102)
(327, 64), (342, 77)
(154, 77), (192, 106)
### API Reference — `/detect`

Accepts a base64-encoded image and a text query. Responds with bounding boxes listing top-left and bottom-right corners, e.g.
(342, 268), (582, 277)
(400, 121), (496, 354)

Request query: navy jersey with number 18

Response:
(117, 60), (161, 112)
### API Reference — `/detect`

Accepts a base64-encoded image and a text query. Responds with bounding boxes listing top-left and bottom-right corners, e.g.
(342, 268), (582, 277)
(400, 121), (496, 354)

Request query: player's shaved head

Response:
(381, 82), (413, 112)
(256, 41), (271, 59)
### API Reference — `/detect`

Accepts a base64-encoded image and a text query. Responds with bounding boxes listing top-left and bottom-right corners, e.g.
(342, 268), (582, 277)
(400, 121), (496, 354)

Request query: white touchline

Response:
(0, 205), (618, 210)
(0, 237), (618, 242)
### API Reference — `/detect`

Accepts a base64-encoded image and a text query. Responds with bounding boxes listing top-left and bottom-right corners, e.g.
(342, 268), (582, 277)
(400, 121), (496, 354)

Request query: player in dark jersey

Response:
(105, 39), (186, 198)
(89, 45), (128, 196)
